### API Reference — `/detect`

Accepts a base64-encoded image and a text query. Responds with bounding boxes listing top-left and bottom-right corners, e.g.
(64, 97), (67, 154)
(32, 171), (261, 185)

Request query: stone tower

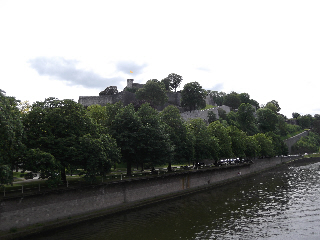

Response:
(127, 79), (134, 88)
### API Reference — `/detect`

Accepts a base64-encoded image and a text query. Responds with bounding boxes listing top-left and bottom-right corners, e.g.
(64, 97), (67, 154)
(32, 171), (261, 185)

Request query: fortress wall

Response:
(180, 105), (231, 122)
(284, 130), (310, 154)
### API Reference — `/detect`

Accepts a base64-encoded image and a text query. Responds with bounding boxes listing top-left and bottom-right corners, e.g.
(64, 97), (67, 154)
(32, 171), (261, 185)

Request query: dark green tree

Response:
(136, 79), (168, 107)
(237, 103), (258, 135)
(23, 98), (118, 182)
(244, 136), (260, 160)
(292, 112), (300, 119)
(207, 111), (217, 124)
(276, 115), (288, 137)
(267, 100), (281, 113)
(208, 121), (233, 160)
(256, 108), (278, 133)
(136, 103), (173, 170)
(218, 108), (227, 121)
(181, 82), (206, 111)
(77, 134), (120, 182)
(250, 99), (260, 110)
(111, 104), (141, 176)
(161, 78), (171, 91)
(239, 93), (251, 104)
(164, 73), (183, 92)
(228, 126), (247, 159)
(0, 90), (24, 186)
(223, 91), (241, 110)
(209, 91), (226, 106)
(291, 132), (320, 154)
(265, 102), (278, 113)
(297, 115), (312, 129)
(160, 105), (192, 165)
(253, 133), (274, 158)
(186, 119), (216, 163)
(226, 111), (239, 127)
(22, 149), (61, 187)
(265, 132), (288, 156)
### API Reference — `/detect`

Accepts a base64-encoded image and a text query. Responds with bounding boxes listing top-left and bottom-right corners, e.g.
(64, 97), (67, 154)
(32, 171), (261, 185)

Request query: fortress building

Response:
(78, 79), (230, 122)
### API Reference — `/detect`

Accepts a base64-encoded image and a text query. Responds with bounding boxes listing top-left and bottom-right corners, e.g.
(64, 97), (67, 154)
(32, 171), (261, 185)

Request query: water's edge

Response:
(2, 156), (317, 239)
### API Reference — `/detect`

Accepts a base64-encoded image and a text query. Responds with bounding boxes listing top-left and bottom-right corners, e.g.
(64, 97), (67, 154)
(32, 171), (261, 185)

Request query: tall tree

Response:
(160, 105), (192, 165)
(292, 112), (300, 119)
(223, 92), (241, 110)
(228, 126), (247, 159)
(244, 136), (260, 160)
(165, 73), (183, 92)
(267, 100), (281, 113)
(266, 132), (288, 156)
(237, 103), (258, 135)
(297, 115), (312, 129)
(0, 90), (24, 186)
(256, 108), (278, 133)
(136, 79), (168, 107)
(181, 82), (206, 111)
(23, 98), (119, 182)
(209, 91), (226, 106)
(161, 78), (171, 91)
(136, 103), (173, 170)
(208, 121), (233, 160)
(239, 93), (251, 104)
(187, 119), (216, 163)
(111, 104), (141, 176)
(253, 133), (274, 158)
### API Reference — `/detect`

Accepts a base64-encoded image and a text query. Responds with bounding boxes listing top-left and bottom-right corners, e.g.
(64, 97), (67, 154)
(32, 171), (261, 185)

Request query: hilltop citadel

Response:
(78, 79), (231, 122)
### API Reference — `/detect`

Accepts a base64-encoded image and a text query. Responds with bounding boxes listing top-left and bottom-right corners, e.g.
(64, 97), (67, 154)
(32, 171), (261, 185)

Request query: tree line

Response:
(1, 79), (320, 187)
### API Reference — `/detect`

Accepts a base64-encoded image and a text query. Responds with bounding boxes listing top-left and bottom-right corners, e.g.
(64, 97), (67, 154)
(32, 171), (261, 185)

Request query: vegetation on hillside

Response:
(1, 76), (320, 187)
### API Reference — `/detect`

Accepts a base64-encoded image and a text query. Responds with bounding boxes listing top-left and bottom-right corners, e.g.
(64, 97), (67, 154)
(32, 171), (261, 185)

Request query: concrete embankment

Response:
(0, 155), (305, 236)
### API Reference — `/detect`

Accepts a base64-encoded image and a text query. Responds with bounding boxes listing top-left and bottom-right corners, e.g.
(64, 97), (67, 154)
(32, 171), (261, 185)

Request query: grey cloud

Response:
(209, 83), (224, 91)
(29, 57), (123, 89)
(115, 60), (148, 76)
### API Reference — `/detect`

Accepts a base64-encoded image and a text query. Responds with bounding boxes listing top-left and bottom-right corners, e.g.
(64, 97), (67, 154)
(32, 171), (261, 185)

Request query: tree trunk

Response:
(167, 162), (172, 172)
(127, 160), (132, 176)
(61, 168), (67, 183)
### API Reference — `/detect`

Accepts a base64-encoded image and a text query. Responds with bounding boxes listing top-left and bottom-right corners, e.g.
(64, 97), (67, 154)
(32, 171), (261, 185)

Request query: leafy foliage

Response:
(291, 132), (320, 154)
(23, 98), (119, 182)
(253, 133), (274, 158)
(0, 90), (24, 185)
(163, 73), (183, 92)
(223, 92), (241, 110)
(160, 105), (192, 163)
(136, 79), (168, 107)
(187, 119), (217, 162)
(237, 103), (258, 135)
(256, 108), (278, 133)
(208, 121), (233, 160)
(181, 82), (206, 111)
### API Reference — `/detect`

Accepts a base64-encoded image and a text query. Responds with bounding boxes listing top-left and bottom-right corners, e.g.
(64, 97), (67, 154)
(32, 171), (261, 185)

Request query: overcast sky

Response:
(1, 0), (320, 118)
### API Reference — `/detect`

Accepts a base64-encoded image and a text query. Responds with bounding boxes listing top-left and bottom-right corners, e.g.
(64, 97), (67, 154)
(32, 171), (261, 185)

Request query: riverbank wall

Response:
(0, 155), (302, 233)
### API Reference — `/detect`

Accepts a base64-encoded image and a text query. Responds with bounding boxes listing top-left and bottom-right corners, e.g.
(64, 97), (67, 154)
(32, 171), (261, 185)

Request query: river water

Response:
(29, 160), (320, 240)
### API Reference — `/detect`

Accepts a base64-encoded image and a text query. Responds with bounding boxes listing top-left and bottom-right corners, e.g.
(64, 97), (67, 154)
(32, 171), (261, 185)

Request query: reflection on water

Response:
(30, 161), (320, 240)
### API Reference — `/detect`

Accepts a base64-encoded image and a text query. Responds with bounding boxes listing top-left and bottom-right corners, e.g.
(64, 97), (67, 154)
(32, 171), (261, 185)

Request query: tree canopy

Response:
(0, 90), (24, 185)
(136, 79), (168, 107)
(181, 82), (206, 111)
(163, 73), (183, 92)
(23, 98), (120, 182)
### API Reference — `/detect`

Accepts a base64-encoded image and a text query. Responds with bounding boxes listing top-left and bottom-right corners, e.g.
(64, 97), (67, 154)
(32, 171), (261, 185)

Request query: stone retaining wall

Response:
(284, 130), (310, 154)
(0, 155), (300, 231)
